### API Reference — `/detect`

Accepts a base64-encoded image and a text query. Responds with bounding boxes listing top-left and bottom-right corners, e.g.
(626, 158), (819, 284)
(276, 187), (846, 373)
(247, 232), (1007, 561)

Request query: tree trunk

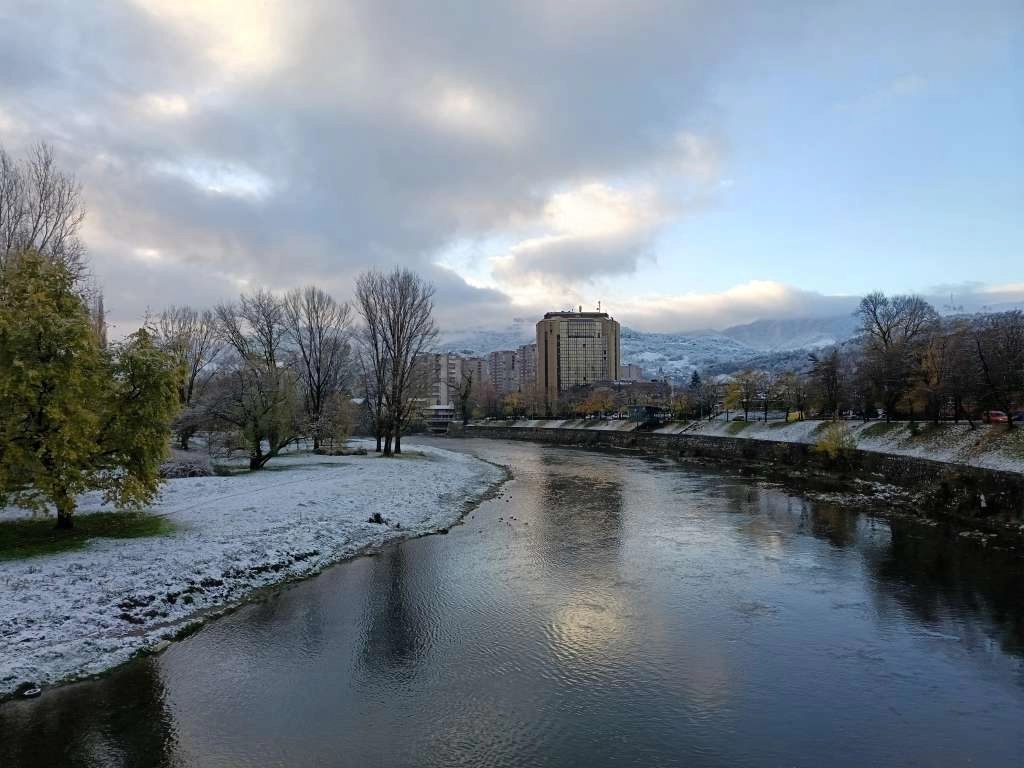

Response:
(313, 434), (321, 452)
(55, 491), (75, 530)
(382, 431), (393, 457)
(393, 426), (402, 454)
(250, 439), (264, 470)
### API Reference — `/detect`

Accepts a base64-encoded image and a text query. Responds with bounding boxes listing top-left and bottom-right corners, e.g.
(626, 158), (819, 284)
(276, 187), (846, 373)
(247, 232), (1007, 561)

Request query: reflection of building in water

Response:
(537, 455), (628, 660)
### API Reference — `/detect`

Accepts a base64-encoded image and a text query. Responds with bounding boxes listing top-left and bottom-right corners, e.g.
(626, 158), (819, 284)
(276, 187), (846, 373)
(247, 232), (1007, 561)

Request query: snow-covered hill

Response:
(719, 315), (859, 352)
(618, 327), (755, 378)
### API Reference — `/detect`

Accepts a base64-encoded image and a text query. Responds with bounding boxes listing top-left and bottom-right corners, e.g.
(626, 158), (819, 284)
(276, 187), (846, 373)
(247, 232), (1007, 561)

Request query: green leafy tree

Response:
(0, 251), (179, 528)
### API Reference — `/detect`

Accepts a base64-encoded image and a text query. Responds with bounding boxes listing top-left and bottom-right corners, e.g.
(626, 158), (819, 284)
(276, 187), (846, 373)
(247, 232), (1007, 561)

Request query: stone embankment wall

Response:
(463, 424), (1024, 532)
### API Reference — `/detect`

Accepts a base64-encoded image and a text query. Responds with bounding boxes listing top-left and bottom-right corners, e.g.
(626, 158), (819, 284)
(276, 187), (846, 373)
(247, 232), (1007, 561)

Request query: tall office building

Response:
(536, 311), (620, 407)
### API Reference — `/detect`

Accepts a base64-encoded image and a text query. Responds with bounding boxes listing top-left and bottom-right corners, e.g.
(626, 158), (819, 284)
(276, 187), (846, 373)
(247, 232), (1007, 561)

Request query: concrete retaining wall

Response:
(464, 424), (1024, 531)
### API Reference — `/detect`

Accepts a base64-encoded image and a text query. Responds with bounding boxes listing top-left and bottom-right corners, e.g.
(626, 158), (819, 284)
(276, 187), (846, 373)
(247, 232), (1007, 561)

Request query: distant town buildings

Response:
(419, 309), (647, 417)
(536, 311), (620, 407)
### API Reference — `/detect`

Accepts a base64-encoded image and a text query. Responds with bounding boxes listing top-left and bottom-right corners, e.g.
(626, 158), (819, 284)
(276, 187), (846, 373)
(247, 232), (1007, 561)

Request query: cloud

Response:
(614, 281), (859, 331)
(835, 73), (926, 112)
(1, 1), (1011, 338)
(490, 182), (667, 289)
(0, 0), (753, 330)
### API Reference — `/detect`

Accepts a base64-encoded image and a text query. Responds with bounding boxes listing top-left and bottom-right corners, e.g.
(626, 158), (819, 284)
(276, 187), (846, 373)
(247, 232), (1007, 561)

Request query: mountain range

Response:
(435, 315), (862, 380)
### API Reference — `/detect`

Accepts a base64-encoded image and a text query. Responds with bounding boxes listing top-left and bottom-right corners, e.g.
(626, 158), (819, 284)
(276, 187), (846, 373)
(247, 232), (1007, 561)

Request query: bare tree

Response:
(974, 310), (1024, 429)
(912, 324), (956, 423)
(457, 368), (474, 426)
(0, 143), (87, 284)
(760, 370), (780, 422)
(283, 286), (352, 451)
(209, 291), (301, 468)
(944, 319), (979, 426)
(380, 269), (437, 454)
(355, 272), (391, 453)
(155, 305), (222, 449)
(725, 369), (760, 421)
(856, 292), (938, 420)
(779, 370), (809, 421)
(354, 268), (437, 456)
(809, 348), (845, 420)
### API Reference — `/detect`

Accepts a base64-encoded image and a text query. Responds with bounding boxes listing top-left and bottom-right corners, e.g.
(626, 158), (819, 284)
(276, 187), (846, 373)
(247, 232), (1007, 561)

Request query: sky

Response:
(0, 0), (1020, 334)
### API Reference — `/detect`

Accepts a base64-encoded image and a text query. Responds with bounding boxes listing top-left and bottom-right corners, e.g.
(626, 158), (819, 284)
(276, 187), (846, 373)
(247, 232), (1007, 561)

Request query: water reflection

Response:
(358, 545), (429, 677)
(0, 660), (175, 768)
(866, 519), (1024, 660)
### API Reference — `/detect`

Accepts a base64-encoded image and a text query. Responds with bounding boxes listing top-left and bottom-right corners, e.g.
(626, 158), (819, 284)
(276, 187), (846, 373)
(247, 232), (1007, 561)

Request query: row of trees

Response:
(155, 287), (353, 469)
(852, 293), (1022, 426)
(154, 268), (437, 466)
(706, 294), (1023, 426)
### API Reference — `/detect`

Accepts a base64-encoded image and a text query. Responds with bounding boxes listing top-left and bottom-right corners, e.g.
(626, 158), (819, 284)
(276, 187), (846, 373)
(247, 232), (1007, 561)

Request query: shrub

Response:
(813, 423), (857, 460)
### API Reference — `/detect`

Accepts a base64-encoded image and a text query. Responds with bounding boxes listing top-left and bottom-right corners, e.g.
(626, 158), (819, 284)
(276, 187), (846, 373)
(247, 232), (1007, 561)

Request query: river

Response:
(2, 438), (1022, 767)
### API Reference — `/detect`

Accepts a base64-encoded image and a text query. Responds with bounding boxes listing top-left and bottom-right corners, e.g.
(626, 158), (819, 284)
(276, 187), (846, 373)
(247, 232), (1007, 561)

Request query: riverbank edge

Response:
(462, 424), (1024, 540)
(0, 454), (513, 705)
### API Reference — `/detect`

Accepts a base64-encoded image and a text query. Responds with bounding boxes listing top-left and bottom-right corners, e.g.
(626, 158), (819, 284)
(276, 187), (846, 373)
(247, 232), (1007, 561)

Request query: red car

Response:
(982, 410), (1008, 424)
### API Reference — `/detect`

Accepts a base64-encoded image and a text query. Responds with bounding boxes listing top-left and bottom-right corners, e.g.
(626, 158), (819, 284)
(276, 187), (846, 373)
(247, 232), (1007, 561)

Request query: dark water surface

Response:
(2, 439), (1023, 767)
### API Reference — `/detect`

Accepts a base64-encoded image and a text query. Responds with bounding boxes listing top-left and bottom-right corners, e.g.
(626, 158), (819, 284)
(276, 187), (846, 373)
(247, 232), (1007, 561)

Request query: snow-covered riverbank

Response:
(484, 418), (1024, 475)
(0, 441), (504, 697)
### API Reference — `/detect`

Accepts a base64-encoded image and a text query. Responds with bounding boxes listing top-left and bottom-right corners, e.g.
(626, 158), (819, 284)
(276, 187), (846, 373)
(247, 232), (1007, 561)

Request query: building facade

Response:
(536, 311), (620, 407)
(419, 352), (491, 407)
(487, 349), (518, 395)
(617, 363), (646, 381)
(517, 343), (537, 395)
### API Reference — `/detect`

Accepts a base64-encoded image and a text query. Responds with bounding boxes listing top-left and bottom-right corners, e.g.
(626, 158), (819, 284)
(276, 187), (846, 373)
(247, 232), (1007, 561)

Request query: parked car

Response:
(982, 410), (1009, 424)
(1012, 412), (1024, 423)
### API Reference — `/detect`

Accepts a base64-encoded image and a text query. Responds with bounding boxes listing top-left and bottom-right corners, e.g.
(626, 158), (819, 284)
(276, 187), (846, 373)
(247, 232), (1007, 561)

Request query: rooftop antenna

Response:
(597, 300), (601, 312)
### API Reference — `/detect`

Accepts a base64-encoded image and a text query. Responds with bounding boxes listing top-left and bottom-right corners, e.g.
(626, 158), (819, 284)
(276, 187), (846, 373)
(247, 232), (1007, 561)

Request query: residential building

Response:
(536, 311), (620, 407)
(517, 343), (537, 394)
(417, 352), (490, 407)
(487, 349), (518, 395)
(617, 363), (646, 381)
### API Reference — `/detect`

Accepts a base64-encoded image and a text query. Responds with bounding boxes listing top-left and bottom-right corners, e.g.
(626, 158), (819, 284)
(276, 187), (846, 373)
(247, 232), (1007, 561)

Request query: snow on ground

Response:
(0, 440), (503, 696)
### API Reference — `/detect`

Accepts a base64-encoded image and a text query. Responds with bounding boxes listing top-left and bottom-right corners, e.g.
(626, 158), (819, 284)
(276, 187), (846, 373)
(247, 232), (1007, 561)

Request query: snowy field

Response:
(0, 441), (504, 696)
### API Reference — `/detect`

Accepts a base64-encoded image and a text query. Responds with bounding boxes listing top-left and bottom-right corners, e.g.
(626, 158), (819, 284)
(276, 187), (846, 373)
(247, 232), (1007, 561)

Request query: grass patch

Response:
(726, 421), (751, 435)
(0, 511), (175, 561)
(989, 426), (1024, 460)
(861, 422), (901, 439)
(768, 420), (792, 429)
(171, 620), (204, 641)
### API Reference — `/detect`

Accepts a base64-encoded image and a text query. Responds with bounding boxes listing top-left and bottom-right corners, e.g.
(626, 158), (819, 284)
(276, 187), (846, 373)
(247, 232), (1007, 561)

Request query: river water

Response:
(2, 438), (1023, 767)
